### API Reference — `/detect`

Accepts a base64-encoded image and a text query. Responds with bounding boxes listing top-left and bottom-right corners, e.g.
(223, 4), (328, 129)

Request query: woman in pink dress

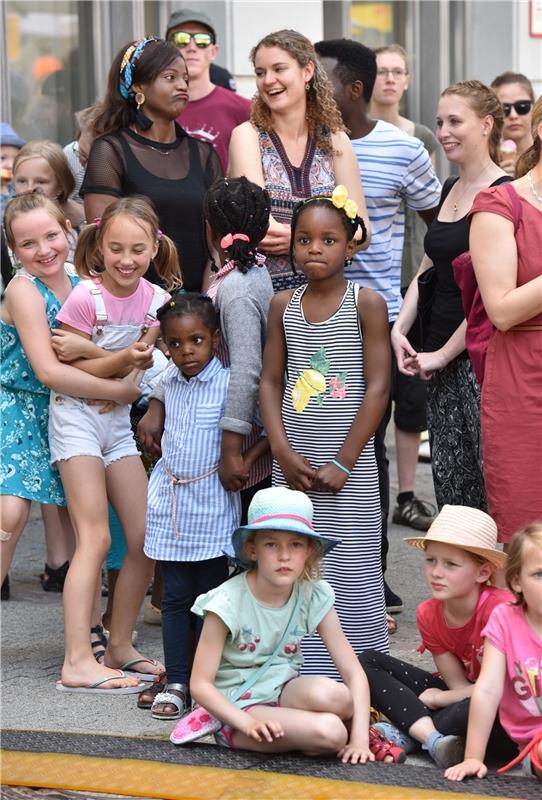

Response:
(469, 96), (542, 546)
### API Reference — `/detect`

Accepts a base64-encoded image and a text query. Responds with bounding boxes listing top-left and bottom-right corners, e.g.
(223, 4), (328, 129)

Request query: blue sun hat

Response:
(232, 486), (339, 565)
(0, 122), (26, 150)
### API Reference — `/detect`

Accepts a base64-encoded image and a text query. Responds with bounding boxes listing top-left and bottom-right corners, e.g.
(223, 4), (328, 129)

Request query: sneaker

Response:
(424, 733), (465, 768)
(170, 706), (222, 745)
(392, 496), (436, 532)
(384, 581), (403, 613)
(373, 721), (418, 754)
(143, 602), (162, 626)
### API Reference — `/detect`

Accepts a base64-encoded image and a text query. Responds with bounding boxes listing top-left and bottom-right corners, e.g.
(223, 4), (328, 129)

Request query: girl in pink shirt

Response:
(49, 197), (181, 693)
(446, 523), (542, 781)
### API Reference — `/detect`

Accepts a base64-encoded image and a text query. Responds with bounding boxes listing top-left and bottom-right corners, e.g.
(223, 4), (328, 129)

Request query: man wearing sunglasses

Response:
(166, 8), (251, 172)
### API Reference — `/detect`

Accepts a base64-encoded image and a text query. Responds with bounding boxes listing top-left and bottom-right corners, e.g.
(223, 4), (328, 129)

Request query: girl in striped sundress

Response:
(261, 188), (391, 678)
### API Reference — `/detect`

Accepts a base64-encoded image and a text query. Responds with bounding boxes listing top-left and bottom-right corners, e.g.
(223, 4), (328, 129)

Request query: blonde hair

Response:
(374, 43), (409, 71)
(3, 191), (71, 251)
(74, 196), (182, 291)
(505, 522), (542, 604)
(13, 140), (75, 204)
(440, 80), (504, 165)
(516, 95), (542, 178)
(241, 531), (323, 582)
(250, 29), (345, 153)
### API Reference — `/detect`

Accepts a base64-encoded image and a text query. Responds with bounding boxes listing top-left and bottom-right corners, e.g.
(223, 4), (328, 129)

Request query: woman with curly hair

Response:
(229, 29), (370, 292)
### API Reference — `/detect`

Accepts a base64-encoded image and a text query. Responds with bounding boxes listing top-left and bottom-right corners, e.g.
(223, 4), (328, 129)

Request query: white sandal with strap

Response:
(151, 683), (187, 720)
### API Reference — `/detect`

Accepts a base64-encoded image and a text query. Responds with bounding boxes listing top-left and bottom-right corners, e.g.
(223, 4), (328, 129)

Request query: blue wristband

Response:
(331, 458), (351, 476)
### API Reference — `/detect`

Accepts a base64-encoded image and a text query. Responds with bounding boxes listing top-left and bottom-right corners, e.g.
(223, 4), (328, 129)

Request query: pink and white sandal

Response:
(170, 705), (222, 745)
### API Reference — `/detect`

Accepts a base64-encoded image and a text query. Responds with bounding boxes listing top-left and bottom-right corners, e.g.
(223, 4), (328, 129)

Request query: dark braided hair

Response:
(289, 197), (367, 274)
(204, 177), (271, 274)
(157, 292), (219, 339)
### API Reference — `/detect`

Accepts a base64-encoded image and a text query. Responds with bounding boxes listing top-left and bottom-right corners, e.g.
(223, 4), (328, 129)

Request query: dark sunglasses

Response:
(171, 31), (214, 48)
(502, 100), (532, 117)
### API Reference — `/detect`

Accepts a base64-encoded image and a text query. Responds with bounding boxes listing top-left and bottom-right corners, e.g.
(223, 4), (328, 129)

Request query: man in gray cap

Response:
(166, 8), (251, 172)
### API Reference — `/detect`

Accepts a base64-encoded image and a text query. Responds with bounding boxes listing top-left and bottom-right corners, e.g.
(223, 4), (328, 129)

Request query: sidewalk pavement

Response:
(1, 444), (436, 746)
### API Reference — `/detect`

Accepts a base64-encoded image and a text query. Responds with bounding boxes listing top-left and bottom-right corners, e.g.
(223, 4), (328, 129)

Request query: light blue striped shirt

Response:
(144, 356), (240, 562)
(347, 120), (442, 321)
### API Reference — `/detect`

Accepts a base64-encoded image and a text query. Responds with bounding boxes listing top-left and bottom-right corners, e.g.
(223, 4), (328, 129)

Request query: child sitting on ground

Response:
(446, 523), (542, 782)
(360, 504), (517, 768)
(170, 487), (405, 764)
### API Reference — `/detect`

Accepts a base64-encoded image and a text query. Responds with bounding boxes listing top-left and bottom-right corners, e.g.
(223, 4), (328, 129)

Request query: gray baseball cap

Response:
(165, 8), (216, 41)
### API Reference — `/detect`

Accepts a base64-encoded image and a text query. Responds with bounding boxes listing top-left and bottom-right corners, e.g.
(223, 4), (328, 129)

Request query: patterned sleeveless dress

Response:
(259, 129), (335, 292)
(273, 282), (388, 678)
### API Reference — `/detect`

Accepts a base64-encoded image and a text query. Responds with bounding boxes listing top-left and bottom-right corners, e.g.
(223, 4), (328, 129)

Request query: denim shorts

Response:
(48, 392), (138, 467)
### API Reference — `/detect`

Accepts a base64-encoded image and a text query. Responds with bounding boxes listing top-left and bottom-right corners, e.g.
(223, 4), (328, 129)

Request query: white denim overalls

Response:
(49, 279), (167, 467)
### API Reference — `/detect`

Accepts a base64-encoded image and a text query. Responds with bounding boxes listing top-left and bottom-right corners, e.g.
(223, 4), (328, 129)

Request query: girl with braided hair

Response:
(229, 30), (370, 293)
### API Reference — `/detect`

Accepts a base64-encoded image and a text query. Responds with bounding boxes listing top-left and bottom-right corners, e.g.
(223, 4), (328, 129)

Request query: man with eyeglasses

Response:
(165, 8), (251, 172)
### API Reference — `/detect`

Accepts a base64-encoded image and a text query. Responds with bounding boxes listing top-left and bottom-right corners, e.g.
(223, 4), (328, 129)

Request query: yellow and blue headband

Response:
(119, 37), (159, 101)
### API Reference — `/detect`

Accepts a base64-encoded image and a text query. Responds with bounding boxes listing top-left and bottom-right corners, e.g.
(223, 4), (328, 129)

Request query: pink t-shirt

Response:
(417, 586), (513, 682)
(483, 602), (542, 745)
(176, 86), (251, 172)
(56, 278), (166, 335)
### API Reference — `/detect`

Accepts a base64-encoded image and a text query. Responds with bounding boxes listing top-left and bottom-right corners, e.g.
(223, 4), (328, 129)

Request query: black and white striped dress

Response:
(273, 282), (388, 678)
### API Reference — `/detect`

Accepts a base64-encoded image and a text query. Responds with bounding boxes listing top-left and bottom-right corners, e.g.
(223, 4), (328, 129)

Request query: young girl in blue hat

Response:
(170, 486), (405, 763)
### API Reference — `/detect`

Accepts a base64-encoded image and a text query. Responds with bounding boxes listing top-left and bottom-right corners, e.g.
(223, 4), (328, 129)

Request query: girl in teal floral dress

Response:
(260, 189), (391, 678)
(0, 193), (140, 587)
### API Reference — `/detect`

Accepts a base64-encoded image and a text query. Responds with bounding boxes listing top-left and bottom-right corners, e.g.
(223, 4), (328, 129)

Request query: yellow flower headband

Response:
(331, 185), (358, 220)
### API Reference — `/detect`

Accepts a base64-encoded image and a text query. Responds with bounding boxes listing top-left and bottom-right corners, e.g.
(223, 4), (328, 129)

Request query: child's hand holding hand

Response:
(137, 399), (164, 457)
(312, 462), (349, 494)
(243, 718), (285, 743)
(127, 342), (154, 370)
(337, 738), (375, 764)
(418, 687), (446, 709)
(219, 452), (249, 492)
(445, 757), (487, 781)
(276, 447), (315, 491)
(51, 329), (98, 362)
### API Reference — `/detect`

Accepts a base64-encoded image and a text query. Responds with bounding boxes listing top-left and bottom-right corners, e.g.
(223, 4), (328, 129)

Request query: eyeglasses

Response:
(376, 68), (408, 78)
(502, 100), (532, 117)
(171, 31), (214, 48)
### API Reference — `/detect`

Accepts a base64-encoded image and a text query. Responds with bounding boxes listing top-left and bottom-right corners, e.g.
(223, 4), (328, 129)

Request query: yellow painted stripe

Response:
(0, 751), (521, 800)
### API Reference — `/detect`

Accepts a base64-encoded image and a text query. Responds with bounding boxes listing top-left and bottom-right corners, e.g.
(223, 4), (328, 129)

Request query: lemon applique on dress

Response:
(292, 347), (348, 412)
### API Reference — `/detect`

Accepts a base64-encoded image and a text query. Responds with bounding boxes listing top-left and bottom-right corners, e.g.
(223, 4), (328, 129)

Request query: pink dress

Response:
(470, 186), (542, 543)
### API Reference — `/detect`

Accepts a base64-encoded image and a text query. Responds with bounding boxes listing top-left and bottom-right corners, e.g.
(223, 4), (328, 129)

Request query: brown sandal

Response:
(137, 678), (166, 709)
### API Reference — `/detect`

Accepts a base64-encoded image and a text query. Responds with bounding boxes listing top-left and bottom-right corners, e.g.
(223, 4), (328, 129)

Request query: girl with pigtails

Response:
(49, 195), (181, 694)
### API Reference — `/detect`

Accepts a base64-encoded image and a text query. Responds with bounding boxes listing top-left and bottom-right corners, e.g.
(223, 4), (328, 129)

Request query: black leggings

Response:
(360, 650), (516, 759)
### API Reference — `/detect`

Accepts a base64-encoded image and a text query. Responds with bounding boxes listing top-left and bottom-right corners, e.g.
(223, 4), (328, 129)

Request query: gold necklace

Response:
(528, 170), (542, 204)
(451, 164), (492, 213)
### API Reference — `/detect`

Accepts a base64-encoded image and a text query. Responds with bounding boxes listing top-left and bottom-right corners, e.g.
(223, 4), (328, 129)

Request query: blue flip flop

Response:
(56, 670), (146, 694)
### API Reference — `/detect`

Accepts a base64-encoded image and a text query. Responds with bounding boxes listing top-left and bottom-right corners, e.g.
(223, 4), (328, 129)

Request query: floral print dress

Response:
(0, 269), (78, 505)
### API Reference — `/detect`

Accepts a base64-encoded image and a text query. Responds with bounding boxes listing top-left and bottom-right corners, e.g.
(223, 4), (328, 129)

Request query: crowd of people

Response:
(1, 8), (541, 782)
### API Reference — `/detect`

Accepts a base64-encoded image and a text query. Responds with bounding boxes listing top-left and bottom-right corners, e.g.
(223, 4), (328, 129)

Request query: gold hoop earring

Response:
(135, 92), (145, 111)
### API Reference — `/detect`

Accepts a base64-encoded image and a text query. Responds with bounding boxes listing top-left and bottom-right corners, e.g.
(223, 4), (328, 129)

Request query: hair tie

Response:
(220, 232), (250, 250)
(94, 217), (101, 227)
(156, 229), (163, 241)
(119, 37), (159, 101)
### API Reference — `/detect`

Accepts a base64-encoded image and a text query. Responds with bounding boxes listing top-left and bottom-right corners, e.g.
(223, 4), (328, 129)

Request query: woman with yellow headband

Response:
(82, 38), (222, 292)
(229, 30), (370, 293)
(261, 186), (390, 674)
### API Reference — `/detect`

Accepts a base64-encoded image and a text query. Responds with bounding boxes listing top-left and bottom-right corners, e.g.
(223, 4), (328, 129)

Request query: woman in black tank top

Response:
(82, 38), (222, 292)
(391, 81), (508, 511)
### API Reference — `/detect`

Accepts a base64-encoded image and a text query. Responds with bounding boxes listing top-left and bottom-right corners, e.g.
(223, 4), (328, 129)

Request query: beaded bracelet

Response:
(331, 458), (351, 476)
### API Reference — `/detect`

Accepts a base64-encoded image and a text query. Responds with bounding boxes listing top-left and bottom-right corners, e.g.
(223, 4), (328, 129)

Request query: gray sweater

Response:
(151, 265), (273, 435)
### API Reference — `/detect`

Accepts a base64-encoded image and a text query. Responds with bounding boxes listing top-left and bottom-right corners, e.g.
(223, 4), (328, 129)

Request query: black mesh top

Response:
(81, 124), (223, 291)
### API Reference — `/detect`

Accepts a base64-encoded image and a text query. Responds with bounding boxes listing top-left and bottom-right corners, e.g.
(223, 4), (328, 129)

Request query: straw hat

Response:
(232, 487), (338, 565)
(404, 505), (506, 569)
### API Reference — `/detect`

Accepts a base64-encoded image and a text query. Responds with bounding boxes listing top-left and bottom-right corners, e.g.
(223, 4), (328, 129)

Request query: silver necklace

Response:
(528, 170), (542, 203)
(131, 127), (175, 154)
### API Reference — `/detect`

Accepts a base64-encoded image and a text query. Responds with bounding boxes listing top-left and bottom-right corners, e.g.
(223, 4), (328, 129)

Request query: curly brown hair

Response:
(250, 29), (345, 153)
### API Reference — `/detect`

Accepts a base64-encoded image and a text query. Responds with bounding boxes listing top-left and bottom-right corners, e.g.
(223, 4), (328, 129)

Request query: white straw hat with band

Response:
(232, 487), (339, 566)
(404, 504), (507, 569)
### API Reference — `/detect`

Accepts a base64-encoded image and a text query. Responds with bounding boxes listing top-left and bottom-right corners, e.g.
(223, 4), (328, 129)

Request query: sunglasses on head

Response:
(172, 31), (214, 48)
(502, 100), (532, 117)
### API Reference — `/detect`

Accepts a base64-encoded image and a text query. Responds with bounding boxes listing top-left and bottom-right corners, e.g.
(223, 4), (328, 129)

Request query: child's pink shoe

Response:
(170, 705), (222, 745)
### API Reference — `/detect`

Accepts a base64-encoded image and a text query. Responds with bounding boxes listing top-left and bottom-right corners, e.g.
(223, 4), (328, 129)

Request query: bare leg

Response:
(395, 428), (421, 494)
(0, 496), (31, 583)
(104, 456), (163, 677)
(231, 705), (348, 755)
(408, 715), (439, 744)
(59, 456), (138, 689)
(279, 676), (354, 719)
(41, 504), (75, 569)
